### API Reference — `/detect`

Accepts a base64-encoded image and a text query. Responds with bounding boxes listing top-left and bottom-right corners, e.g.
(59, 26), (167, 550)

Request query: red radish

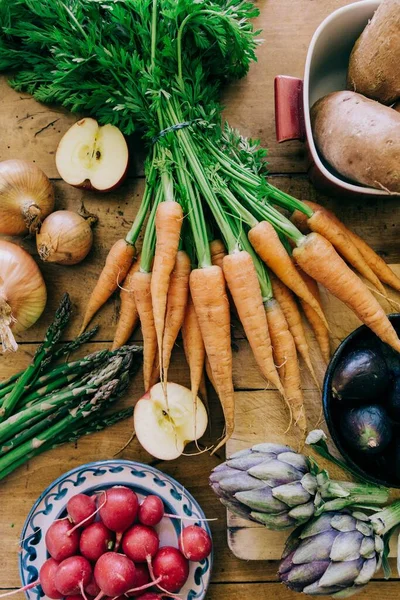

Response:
(99, 487), (138, 549)
(55, 556), (92, 596)
(39, 558), (63, 599)
(122, 525), (159, 563)
(94, 552), (136, 598)
(152, 547), (189, 593)
(138, 496), (164, 527)
(67, 494), (97, 528)
(66, 596), (94, 600)
(45, 519), (80, 561)
(125, 564), (150, 597)
(179, 525), (212, 561)
(85, 577), (101, 597)
(135, 595), (162, 600)
(80, 522), (114, 562)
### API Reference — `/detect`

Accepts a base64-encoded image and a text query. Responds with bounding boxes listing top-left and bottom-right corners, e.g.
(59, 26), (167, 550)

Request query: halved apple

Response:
(55, 118), (129, 191)
(134, 382), (208, 460)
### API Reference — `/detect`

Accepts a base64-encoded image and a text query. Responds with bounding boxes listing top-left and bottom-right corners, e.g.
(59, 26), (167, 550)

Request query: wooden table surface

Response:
(1, 0), (400, 598)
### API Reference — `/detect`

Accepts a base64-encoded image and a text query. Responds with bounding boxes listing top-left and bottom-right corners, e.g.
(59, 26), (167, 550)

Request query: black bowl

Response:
(323, 314), (400, 488)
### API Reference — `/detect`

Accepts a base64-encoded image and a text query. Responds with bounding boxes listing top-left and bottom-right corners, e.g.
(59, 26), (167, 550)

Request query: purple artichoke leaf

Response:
(252, 442), (293, 454)
(250, 510), (295, 530)
(318, 558), (364, 588)
(329, 531), (364, 562)
(286, 560), (330, 589)
(273, 481), (313, 507)
(279, 549), (296, 576)
(301, 472), (319, 495)
(227, 453), (272, 471)
(300, 512), (338, 540)
(216, 471), (266, 493)
(302, 581), (346, 596)
(277, 451), (310, 473)
(355, 521), (373, 537)
(209, 464), (237, 482)
(330, 514), (357, 533)
(219, 496), (252, 520)
(293, 531), (336, 564)
(235, 486), (287, 513)
(354, 556), (378, 585)
(249, 459), (302, 485)
(359, 535), (377, 559)
(289, 501), (315, 522)
(228, 448), (253, 459)
(282, 524), (304, 559)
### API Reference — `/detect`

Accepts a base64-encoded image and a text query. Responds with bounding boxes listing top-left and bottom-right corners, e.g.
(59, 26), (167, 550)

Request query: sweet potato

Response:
(347, 0), (400, 105)
(311, 91), (400, 192)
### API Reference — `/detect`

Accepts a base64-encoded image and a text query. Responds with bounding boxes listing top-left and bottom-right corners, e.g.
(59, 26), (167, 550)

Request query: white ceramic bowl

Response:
(19, 460), (212, 600)
(274, 0), (397, 198)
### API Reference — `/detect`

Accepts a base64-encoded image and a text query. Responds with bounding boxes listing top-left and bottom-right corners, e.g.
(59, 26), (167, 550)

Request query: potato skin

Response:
(311, 91), (400, 192)
(347, 0), (400, 105)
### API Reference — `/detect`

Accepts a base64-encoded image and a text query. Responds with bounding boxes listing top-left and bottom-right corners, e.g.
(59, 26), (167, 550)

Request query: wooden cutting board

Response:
(226, 266), (400, 560)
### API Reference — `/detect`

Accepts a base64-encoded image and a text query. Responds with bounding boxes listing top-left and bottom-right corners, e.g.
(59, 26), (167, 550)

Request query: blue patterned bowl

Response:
(19, 460), (212, 600)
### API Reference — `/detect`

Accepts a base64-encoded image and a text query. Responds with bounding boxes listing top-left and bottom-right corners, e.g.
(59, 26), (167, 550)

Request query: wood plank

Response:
(0, 0), (355, 177)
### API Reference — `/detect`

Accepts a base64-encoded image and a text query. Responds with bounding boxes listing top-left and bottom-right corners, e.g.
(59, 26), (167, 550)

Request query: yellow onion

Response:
(0, 240), (47, 352)
(0, 160), (55, 235)
(36, 210), (96, 265)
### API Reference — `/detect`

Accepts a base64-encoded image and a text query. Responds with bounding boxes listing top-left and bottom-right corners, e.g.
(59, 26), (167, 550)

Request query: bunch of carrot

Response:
(79, 118), (400, 453)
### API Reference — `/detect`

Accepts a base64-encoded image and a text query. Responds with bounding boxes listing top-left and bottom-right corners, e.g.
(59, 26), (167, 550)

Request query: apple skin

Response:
(56, 118), (129, 192)
(74, 158), (129, 192)
(134, 382), (208, 461)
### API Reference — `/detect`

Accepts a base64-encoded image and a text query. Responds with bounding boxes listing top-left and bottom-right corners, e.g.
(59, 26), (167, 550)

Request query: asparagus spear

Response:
(0, 378), (120, 478)
(0, 294), (72, 421)
(0, 406), (133, 480)
(0, 325), (100, 393)
(0, 404), (70, 456)
(0, 356), (124, 444)
(17, 350), (109, 408)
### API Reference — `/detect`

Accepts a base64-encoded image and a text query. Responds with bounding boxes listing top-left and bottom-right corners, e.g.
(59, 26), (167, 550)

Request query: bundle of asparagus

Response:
(0, 294), (142, 481)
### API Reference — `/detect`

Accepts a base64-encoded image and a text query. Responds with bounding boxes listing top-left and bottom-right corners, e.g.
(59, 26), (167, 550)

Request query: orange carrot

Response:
(132, 270), (157, 391)
(298, 269), (330, 365)
(222, 250), (284, 394)
(306, 207), (385, 294)
(248, 221), (329, 328)
(270, 274), (318, 382)
(210, 239), (227, 268)
(293, 233), (400, 352)
(111, 255), (141, 350)
(190, 265), (234, 454)
(162, 250), (191, 382)
(294, 201), (400, 293)
(80, 239), (135, 333)
(182, 294), (206, 404)
(265, 298), (307, 436)
(151, 201), (183, 381)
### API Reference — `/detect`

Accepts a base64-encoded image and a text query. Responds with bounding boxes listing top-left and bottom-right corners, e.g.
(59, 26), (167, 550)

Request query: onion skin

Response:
(0, 160), (54, 235)
(0, 240), (47, 352)
(36, 210), (95, 265)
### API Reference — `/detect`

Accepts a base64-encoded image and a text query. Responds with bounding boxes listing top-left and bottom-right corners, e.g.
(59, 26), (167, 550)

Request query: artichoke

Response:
(210, 443), (389, 530)
(279, 504), (400, 597)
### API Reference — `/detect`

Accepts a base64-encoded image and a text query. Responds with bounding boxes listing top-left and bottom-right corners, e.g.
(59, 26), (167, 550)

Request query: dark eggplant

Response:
(387, 377), (400, 422)
(340, 405), (392, 455)
(332, 349), (389, 402)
